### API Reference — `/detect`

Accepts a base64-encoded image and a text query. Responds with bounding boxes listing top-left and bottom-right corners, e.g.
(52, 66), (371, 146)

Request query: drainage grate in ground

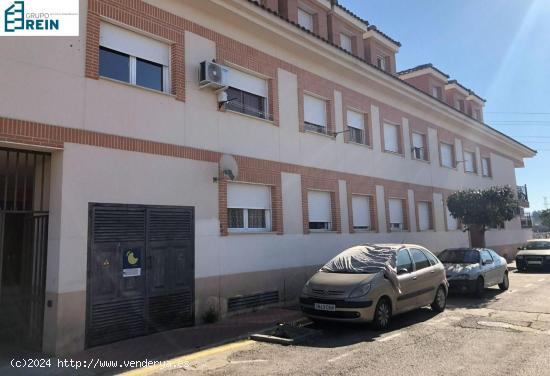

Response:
(250, 321), (319, 346)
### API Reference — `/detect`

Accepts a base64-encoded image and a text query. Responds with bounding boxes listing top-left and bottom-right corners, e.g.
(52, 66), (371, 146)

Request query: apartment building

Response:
(0, 0), (535, 355)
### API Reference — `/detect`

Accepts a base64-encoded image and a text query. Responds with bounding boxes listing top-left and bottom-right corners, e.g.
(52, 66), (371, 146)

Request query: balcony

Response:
(517, 185), (529, 208)
(520, 213), (533, 229)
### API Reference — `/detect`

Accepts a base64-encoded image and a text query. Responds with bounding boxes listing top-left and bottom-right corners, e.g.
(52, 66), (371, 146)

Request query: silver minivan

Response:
(300, 244), (448, 330)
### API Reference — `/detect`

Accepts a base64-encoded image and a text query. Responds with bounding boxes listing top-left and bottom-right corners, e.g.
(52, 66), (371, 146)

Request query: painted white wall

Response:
(281, 172), (303, 234)
(338, 179), (349, 233)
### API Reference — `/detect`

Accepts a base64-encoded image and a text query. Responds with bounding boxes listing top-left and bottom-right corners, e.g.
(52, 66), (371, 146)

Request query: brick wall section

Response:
(327, 13), (364, 58)
(301, 175), (341, 234)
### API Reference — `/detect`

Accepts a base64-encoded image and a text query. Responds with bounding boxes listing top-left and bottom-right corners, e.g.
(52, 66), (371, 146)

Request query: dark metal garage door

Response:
(86, 204), (194, 348)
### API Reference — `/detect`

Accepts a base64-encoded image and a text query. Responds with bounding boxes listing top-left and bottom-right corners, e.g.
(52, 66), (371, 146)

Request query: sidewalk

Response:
(71, 307), (303, 374)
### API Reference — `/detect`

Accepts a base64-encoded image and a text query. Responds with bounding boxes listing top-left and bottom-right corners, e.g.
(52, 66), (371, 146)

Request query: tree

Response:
(539, 209), (550, 229)
(447, 186), (520, 247)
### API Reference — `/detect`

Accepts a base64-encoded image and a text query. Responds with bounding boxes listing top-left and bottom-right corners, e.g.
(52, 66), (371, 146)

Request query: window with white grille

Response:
(412, 132), (427, 160)
(388, 198), (405, 231)
(482, 157), (491, 177)
(440, 143), (454, 168)
(304, 94), (327, 134)
(227, 183), (272, 232)
(418, 201), (432, 231)
(347, 110), (365, 144)
(464, 151), (476, 173)
(308, 190), (332, 231)
(225, 67), (268, 119)
(352, 195), (372, 231)
(384, 123), (400, 153)
(340, 33), (352, 52)
(298, 8), (314, 32)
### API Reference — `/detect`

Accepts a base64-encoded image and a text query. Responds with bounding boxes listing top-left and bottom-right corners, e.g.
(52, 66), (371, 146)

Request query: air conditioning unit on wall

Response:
(199, 61), (228, 89)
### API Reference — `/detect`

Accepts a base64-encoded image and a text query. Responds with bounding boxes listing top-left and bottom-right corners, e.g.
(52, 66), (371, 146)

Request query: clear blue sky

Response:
(340, 0), (550, 211)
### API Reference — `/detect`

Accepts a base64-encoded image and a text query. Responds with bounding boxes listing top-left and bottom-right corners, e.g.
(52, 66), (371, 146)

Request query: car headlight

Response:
(349, 282), (371, 299)
(302, 280), (311, 295)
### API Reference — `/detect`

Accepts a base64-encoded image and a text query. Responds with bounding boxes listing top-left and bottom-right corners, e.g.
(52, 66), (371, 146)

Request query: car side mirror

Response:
(397, 268), (409, 275)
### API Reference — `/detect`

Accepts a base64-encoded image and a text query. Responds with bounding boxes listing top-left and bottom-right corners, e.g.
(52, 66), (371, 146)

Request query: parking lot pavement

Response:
(160, 271), (550, 376)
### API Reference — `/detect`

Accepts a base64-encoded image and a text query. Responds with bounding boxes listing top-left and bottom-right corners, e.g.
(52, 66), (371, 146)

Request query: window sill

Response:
(353, 229), (376, 233)
(305, 129), (336, 140)
(225, 109), (275, 125)
(440, 165), (457, 170)
(308, 230), (337, 234)
(482, 175), (493, 179)
(228, 231), (277, 236)
(348, 141), (372, 149)
(412, 157), (430, 164)
(99, 76), (175, 98)
(465, 171), (478, 175)
(383, 150), (405, 158)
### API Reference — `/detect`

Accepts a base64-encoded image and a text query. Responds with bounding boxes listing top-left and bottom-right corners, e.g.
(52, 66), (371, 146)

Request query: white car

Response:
(516, 239), (550, 272)
(439, 248), (509, 297)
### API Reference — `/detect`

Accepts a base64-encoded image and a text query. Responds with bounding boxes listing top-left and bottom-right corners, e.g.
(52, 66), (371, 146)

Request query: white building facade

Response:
(0, 0), (535, 355)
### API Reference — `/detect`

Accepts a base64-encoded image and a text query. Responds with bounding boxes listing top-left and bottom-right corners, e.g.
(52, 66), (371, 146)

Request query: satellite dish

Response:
(219, 154), (239, 181)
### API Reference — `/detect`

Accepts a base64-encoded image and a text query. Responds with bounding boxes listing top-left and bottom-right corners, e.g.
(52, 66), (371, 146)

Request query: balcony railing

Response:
(517, 185), (529, 207)
(520, 213), (533, 229)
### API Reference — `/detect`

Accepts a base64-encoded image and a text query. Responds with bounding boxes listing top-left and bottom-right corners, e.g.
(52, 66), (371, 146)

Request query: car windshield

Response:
(523, 241), (550, 250)
(438, 249), (480, 264)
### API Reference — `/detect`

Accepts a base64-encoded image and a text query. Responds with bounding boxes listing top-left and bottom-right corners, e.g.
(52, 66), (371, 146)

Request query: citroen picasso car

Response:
(300, 244), (448, 330)
(516, 239), (550, 271)
(439, 248), (509, 297)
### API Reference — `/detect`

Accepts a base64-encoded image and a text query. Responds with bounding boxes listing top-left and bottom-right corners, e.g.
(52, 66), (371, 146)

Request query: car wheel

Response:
(431, 285), (447, 312)
(474, 276), (485, 298)
(372, 298), (391, 331)
(499, 271), (509, 291)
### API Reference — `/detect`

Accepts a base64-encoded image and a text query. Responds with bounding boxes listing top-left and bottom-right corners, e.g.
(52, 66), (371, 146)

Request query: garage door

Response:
(86, 204), (194, 347)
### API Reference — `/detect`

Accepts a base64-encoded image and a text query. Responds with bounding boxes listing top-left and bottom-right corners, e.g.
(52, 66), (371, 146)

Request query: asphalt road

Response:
(167, 269), (550, 376)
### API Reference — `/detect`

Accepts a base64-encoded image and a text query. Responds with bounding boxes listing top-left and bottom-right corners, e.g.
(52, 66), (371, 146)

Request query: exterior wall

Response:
(0, 0), (534, 355)
(402, 73), (447, 99)
(327, 12), (364, 58)
(282, 0), (329, 39)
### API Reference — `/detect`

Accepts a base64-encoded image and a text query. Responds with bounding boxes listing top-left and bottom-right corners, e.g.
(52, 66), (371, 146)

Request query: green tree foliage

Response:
(447, 186), (520, 247)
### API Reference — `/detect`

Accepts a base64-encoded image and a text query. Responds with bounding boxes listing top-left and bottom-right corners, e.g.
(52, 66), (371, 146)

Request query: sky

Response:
(340, 0), (550, 211)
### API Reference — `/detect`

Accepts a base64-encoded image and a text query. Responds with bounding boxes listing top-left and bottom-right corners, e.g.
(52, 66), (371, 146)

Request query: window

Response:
(383, 123), (400, 153)
(99, 22), (170, 92)
(308, 190), (332, 231)
(396, 249), (413, 273)
(464, 151), (476, 173)
(225, 67), (268, 119)
(352, 195), (372, 231)
(421, 249), (439, 266)
(410, 248), (431, 271)
(432, 86), (442, 99)
(227, 183), (272, 232)
(482, 157), (491, 177)
(340, 33), (352, 53)
(412, 132), (427, 161)
(388, 198), (405, 231)
(446, 206), (458, 231)
(440, 143), (455, 168)
(473, 109), (482, 120)
(456, 99), (465, 112)
(347, 110), (366, 144)
(297, 8), (314, 32)
(99, 47), (130, 83)
(304, 94), (327, 134)
(417, 201), (432, 231)
(480, 250), (493, 265)
(376, 55), (388, 71)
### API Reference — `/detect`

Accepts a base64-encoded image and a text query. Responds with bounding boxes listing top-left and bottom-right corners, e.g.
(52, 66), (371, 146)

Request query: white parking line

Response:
(377, 333), (402, 342)
(327, 351), (355, 363)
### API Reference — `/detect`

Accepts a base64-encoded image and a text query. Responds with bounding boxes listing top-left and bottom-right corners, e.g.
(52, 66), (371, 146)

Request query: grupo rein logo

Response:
(2, 0), (78, 36)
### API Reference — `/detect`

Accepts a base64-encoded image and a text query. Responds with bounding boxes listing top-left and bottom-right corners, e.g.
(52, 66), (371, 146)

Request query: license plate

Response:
(314, 303), (336, 311)
(527, 260), (542, 265)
